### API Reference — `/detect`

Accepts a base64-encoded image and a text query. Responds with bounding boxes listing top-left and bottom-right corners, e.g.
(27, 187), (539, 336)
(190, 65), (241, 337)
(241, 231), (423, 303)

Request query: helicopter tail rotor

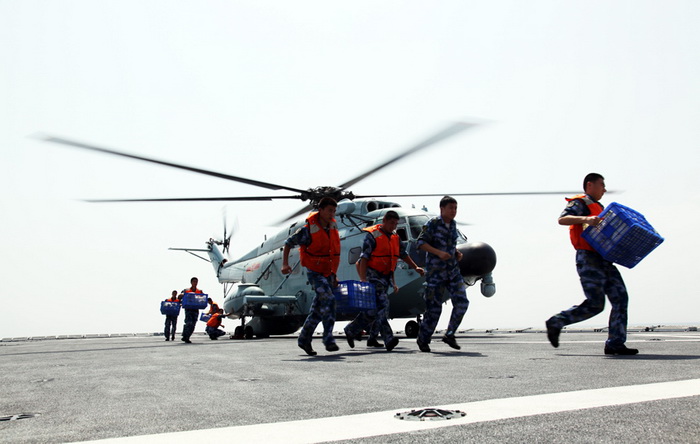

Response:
(212, 209), (238, 257)
(222, 211), (239, 256)
(222, 215), (239, 256)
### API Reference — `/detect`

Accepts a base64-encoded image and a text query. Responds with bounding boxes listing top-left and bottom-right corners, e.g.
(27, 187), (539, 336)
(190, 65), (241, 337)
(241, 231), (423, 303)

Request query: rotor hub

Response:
(302, 187), (355, 207)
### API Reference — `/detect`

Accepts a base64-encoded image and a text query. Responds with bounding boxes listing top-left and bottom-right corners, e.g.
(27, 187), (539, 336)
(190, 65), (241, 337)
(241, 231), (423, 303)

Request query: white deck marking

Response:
(82, 378), (700, 444)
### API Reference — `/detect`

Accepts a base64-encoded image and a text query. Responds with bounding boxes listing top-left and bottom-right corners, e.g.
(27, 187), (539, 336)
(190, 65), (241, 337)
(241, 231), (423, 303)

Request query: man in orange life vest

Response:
(180, 277), (204, 344)
(344, 210), (424, 351)
(207, 297), (220, 315)
(163, 290), (180, 341)
(282, 197), (341, 356)
(205, 308), (227, 340)
(545, 173), (638, 355)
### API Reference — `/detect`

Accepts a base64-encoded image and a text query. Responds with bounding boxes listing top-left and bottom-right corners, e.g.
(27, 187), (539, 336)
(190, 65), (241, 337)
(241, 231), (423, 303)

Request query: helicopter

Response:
(38, 122), (576, 339)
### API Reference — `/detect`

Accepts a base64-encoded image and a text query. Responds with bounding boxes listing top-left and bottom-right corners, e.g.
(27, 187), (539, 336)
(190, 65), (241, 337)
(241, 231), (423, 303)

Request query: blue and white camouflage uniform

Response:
(205, 323), (226, 340)
(345, 230), (409, 344)
(182, 309), (198, 341)
(285, 226), (337, 348)
(164, 312), (178, 339)
(548, 197), (629, 348)
(181, 288), (201, 342)
(416, 216), (469, 344)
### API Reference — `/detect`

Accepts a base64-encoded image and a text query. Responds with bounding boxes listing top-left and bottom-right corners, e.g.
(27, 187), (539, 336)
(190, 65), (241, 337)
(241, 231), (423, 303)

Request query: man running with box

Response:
(545, 173), (638, 355)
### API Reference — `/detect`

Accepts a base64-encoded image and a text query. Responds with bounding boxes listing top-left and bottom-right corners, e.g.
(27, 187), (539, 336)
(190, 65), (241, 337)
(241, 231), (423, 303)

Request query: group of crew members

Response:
(281, 172), (637, 357)
(163, 173), (638, 357)
(162, 278), (227, 343)
(282, 195), (466, 356)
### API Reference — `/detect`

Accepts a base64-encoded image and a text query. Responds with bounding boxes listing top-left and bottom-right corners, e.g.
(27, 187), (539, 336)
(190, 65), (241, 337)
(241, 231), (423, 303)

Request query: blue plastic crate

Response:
(200, 313), (212, 322)
(582, 202), (664, 268)
(160, 301), (181, 316)
(333, 280), (376, 314)
(182, 293), (208, 309)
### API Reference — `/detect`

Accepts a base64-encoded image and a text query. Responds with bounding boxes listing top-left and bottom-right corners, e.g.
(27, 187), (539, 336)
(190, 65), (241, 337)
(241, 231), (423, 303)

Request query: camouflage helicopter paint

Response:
(207, 199), (497, 339)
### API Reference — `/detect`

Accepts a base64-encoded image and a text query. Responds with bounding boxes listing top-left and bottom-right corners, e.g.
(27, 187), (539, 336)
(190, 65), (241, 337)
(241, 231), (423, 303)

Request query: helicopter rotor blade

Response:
(82, 195), (303, 203)
(354, 191), (583, 199)
(336, 121), (479, 191)
(36, 134), (307, 194)
(274, 203), (314, 225)
(273, 121), (482, 224)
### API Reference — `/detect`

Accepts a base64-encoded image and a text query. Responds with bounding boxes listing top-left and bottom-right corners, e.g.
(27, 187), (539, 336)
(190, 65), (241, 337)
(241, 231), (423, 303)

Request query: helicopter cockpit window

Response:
(407, 215), (430, 239)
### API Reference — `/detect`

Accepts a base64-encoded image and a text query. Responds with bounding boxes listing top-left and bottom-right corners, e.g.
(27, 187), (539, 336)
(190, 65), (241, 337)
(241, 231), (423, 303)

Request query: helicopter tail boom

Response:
(204, 240), (228, 278)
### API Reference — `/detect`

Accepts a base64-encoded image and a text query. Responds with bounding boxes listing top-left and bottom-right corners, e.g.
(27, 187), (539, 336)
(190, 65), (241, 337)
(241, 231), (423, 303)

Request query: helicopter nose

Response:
(456, 242), (497, 278)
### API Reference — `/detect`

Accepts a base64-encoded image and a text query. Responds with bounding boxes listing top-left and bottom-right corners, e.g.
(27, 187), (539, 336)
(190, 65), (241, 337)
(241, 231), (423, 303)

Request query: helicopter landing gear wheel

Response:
(405, 320), (419, 338)
(244, 326), (254, 340)
(233, 326), (244, 339)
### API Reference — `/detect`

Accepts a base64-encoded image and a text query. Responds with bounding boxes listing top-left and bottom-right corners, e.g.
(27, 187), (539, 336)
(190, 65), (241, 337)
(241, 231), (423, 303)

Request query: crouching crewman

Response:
(205, 309), (227, 340)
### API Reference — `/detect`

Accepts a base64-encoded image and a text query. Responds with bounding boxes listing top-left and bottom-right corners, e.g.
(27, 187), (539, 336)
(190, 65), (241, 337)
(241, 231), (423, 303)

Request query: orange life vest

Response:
(364, 224), (400, 275)
(185, 287), (203, 294)
(565, 194), (604, 251)
(299, 211), (341, 277)
(206, 313), (222, 328)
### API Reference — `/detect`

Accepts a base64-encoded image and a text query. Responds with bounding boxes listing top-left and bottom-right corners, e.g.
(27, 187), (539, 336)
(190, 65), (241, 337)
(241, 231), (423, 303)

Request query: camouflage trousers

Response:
(548, 250), (629, 347)
(182, 309), (198, 341)
(205, 326), (226, 339)
(164, 315), (178, 338)
(418, 272), (469, 344)
(345, 270), (394, 344)
(298, 270), (337, 347)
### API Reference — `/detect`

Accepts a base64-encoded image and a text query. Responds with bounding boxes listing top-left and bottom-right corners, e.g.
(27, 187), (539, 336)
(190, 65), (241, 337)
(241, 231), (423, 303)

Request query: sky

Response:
(1, 1), (699, 338)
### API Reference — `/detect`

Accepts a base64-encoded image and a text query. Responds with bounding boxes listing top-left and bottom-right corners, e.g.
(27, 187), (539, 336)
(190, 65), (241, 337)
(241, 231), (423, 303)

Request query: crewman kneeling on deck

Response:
(345, 210), (424, 352)
(205, 309), (227, 340)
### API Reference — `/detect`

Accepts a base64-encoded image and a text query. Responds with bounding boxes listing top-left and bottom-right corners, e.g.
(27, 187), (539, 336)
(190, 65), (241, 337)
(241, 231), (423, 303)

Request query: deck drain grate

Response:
(395, 408), (466, 421)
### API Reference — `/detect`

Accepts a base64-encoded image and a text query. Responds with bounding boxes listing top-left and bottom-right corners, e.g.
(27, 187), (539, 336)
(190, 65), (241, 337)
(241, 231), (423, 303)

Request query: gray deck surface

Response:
(1, 329), (699, 443)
